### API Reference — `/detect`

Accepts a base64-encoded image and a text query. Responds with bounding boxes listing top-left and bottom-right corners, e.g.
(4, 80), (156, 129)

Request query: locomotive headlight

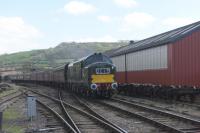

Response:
(90, 83), (97, 90)
(111, 83), (118, 89)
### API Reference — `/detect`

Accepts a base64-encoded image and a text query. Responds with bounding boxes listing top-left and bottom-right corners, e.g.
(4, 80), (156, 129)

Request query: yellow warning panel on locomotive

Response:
(92, 74), (114, 83)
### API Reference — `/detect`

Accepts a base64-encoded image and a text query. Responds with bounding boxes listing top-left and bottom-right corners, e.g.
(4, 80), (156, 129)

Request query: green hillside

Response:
(0, 42), (127, 70)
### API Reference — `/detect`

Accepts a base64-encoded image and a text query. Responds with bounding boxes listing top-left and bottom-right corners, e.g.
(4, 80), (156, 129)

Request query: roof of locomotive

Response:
(51, 63), (70, 71)
(68, 53), (112, 67)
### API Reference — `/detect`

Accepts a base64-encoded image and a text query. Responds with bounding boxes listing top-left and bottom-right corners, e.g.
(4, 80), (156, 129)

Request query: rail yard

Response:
(1, 83), (200, 132)
(1, 21), (200, 133)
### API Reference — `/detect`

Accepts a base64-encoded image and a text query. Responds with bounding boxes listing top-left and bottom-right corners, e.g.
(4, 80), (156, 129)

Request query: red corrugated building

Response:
(108, 21), (200, 87)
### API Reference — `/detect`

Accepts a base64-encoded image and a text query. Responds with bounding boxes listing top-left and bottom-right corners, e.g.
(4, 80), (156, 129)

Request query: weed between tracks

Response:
(3, 107), (25, 133)
(0, 85), (19, 98)
(3, 125), (23, 133)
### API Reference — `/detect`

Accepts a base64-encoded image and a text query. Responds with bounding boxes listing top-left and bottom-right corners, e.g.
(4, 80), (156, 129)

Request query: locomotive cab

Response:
(83, 53), (117, 97)
(67, 53), (117, 97)
(87, 62), (117, 90)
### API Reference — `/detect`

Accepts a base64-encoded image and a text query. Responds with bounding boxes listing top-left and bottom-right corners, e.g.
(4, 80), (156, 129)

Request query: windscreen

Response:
(83, 54), (112, 67)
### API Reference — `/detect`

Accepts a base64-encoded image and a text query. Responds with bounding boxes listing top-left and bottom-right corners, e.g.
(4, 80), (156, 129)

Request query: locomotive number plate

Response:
(96, 68), (110, 74)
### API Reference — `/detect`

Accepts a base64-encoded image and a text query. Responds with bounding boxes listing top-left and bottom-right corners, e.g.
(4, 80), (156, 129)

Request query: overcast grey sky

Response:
(0, 0), (200, 54)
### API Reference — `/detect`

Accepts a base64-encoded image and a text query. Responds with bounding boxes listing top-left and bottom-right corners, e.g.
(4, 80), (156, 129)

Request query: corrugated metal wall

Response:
(111, 55), (126, 83)
(111, 55), (125, 72)
(170, 30), (200, 87)
(112, 45), (170, 84)
(125, 45), (170, 84)
(126, 45), (168, 71)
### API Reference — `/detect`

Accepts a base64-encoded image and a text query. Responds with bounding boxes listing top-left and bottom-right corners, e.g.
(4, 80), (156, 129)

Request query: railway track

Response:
(29, 88), (126, 133)
(0, 90), (24, 110)
(60, 91), (127, 133)
(26, 91), (76, 133)
(23, 85), (200, 132)
(58, 91), (81, 133)
(73, 94), (127, 133)
(94, 98), (200, 133)
(115, 95), (200, 120)
(179, 102), (200, 109)
(75, 96), (165, 132)
(124, 94), (200, 109)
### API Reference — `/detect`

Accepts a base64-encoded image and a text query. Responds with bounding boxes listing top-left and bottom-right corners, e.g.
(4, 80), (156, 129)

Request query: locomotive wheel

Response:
(91, 91), (97, 98)
(82, 90), (86, 96)
(106, 91), (112, 98)
(190, 94), (195, 103)
(86, 90), (90, 97)
(100, 91), (102, 97)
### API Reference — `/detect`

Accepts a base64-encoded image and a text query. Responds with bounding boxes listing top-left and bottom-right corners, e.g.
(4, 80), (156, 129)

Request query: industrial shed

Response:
(109, 21), (200, 87)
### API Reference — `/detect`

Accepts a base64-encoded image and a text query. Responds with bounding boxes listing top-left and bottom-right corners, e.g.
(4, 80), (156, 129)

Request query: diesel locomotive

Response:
(11, 53), (118, 97)
(67, 53), (117, 97)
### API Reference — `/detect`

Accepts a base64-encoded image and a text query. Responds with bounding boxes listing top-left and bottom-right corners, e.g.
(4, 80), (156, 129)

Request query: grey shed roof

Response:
(110, 21), (200, 57)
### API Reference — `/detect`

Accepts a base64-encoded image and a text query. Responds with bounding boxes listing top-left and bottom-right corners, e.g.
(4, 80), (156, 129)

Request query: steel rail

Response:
(29, 89), (125, 133)
(0, 90), (21, 99)
(73, 95), (128, 133)
(0, 91), (23, 106)
(118, 95), (200, 110)
(112, 97), (200, 125)
(96, 100), (184, 133)
(36, 99), (77, 133)
(58, 90), (81, 133)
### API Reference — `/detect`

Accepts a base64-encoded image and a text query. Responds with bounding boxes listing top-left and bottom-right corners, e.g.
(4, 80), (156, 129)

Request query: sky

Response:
(0, 0), (200, 54)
